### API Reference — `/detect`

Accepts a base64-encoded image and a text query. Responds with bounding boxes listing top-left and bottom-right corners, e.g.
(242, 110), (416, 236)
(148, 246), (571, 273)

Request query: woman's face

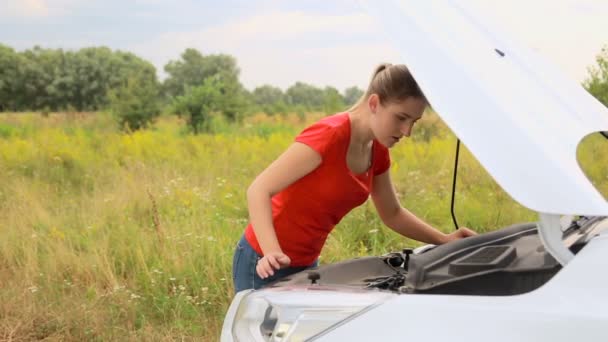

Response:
(369, 95), (427, 148)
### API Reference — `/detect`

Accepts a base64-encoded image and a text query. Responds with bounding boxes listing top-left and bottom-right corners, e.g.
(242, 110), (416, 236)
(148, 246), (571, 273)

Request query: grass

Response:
(0, 111), (606, 341)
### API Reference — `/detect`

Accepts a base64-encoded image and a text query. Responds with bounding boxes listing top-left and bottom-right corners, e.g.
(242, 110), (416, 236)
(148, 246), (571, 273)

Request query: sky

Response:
(1, 0), (607, 92)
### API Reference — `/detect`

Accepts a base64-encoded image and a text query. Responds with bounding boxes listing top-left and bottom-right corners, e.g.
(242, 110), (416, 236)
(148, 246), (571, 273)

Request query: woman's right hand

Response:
(256, 252), (291, 279)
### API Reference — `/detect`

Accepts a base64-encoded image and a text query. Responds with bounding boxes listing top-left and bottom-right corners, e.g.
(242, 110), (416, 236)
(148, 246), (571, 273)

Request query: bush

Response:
(172, 78), (221, 134)
(109, 77), (161, 131)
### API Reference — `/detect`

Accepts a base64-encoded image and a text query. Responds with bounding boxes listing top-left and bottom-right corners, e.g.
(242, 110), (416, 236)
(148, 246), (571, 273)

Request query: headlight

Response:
(221, 287), (395, 341)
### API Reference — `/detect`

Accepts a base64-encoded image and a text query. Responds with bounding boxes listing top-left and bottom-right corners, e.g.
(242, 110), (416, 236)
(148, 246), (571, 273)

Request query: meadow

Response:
(1, 111), (606, 341)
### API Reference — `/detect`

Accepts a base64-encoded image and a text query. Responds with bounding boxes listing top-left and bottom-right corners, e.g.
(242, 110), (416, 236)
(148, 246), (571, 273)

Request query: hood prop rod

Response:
(451, 138), (461, 230)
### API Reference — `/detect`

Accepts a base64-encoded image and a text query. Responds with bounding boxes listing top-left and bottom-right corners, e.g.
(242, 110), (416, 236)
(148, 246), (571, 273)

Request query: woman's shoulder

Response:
(316, 112), (349, 127)
(303, 112), (350, 135)
(295, 112), (349, 154)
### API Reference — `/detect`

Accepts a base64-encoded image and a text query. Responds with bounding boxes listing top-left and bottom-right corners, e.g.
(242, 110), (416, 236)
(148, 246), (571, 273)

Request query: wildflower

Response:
(49, 226), (65, 240)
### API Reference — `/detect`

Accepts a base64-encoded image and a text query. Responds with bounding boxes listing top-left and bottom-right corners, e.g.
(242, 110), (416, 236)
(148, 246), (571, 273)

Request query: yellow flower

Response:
(49, 226), (65, 240)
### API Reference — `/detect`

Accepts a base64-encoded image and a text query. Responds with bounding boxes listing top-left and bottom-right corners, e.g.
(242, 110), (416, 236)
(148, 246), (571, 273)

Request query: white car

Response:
(221, 1), (608, 341)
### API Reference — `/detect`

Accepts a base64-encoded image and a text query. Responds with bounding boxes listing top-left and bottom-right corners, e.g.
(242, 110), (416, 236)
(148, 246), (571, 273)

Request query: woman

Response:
(232, 63), (476, 293)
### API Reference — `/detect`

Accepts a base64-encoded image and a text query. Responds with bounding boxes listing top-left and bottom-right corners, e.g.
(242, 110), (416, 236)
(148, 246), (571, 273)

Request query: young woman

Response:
(232, 63), (476, 293)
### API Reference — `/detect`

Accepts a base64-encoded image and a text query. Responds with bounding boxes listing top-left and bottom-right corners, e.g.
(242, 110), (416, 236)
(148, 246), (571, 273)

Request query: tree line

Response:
(1, 43), (607, 133)
(0, 44), (364, 132)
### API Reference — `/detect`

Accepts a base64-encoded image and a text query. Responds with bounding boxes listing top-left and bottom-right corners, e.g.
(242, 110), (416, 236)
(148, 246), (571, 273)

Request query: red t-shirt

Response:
(244, 112), (391, 266)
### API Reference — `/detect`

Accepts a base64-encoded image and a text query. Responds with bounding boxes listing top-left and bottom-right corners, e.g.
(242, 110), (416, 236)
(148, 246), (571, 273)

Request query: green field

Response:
(1, 112), (606, 341)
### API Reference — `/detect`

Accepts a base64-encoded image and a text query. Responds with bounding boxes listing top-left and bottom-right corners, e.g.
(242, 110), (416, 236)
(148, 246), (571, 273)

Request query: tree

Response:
(584, 45), (608, 107)
(322, 86), (345, 113)
(163, 49), (248, 121)
(286, 82), (325, 111)
(0, 45), (159, 112)
(163, 48), (207, 99)
(163, 49), (241, 98)
(16, 46), (65, 111)
(0, 44), (21, 111)
(66, 47), (158, 111)
(252, 85), (284, 106)
(343, 86), (364, 107)
(212, 72), (248, 122)
(252, 85), (288, 115)
(108, 76), (161, 131)
(172, 78), (222, 134)
(58, 47), (110, 111)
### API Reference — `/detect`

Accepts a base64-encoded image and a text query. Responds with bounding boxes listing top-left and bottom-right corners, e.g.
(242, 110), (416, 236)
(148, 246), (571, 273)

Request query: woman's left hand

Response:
(442, 227), (477, 243)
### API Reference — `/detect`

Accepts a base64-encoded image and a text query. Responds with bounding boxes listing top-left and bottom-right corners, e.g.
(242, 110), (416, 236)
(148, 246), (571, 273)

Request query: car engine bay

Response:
(268, 216), (607, 296)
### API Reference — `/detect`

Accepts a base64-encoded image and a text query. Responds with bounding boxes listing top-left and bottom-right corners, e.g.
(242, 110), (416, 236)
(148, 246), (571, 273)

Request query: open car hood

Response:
(362, 0), (608, 215)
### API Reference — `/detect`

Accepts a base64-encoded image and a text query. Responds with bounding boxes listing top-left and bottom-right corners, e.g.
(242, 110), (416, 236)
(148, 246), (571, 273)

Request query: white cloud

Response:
(142, 10), (375, 51)
(205, 10), (373, 44)
(1, 0), (49, 17)
(0, 0), (86, 18)
(130, 10), (393, 90)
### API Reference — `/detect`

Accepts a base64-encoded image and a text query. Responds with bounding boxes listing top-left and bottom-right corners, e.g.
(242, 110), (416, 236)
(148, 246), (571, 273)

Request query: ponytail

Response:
(349, 63), (427, 112)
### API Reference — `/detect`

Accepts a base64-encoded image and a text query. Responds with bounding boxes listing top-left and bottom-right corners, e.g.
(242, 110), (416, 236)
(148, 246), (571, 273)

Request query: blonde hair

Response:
(349, 63), (427, 111)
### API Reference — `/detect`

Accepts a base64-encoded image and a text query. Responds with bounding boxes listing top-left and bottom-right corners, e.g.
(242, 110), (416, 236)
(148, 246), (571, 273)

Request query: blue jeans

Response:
(232, 235), (318, 293)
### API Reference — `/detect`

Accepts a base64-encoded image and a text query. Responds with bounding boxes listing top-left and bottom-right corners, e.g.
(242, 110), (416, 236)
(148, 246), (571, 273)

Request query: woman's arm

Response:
(247, 142), (322, 277)
(371, 170), (476, 244)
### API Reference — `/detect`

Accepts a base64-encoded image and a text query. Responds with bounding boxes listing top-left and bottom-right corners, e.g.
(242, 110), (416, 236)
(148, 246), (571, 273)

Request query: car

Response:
(221, 1), (608, 341)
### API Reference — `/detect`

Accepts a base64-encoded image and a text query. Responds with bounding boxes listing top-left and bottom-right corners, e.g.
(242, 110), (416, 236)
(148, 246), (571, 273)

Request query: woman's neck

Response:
(348, 106), (375, 149)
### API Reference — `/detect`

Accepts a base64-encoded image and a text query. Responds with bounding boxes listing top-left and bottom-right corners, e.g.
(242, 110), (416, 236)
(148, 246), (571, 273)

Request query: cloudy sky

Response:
(1, 0), (607, 91)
